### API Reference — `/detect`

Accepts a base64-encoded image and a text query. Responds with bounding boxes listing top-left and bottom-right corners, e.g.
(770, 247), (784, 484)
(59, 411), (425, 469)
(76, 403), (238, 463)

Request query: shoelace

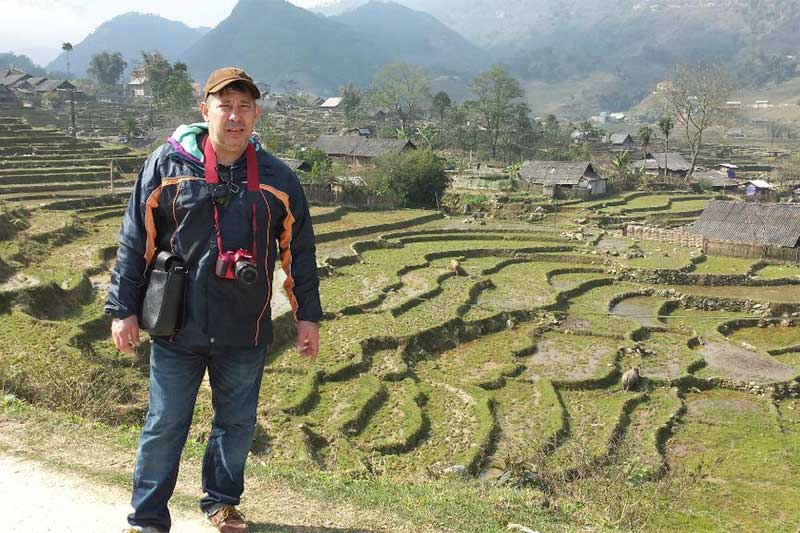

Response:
(216, 506), (246, 523)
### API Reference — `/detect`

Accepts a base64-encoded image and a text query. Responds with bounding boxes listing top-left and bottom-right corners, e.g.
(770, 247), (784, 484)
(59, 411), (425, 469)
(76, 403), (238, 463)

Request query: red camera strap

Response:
(202, 136), (260, 257)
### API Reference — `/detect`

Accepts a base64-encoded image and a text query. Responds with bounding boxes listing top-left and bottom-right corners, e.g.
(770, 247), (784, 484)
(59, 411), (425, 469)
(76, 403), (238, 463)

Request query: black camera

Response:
(215, 249), (258, 285)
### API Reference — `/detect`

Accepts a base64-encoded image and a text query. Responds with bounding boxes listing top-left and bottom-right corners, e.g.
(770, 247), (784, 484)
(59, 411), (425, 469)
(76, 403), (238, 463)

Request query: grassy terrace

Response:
(1, 188), (800, 530)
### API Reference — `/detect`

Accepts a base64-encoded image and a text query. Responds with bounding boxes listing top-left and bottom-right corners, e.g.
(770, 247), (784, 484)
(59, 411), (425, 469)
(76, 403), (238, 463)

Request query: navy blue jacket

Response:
(105, 129), (322, 348)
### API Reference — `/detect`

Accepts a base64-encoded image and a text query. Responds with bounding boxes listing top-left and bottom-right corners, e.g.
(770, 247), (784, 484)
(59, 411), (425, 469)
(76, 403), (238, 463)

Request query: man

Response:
(106, 67), (322, 533)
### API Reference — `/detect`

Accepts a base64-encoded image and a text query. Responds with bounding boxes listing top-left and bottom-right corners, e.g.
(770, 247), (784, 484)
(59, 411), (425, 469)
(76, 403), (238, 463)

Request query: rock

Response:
(443, 464), (469, 479)
(507, 523), (540, 533)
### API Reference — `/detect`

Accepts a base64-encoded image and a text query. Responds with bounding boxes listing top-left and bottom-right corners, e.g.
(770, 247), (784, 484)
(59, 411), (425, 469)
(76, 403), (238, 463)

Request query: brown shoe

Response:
(207, 505), (249, 532)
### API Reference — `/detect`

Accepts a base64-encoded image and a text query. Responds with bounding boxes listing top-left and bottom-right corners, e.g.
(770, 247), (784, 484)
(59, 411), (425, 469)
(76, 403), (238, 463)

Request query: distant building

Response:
(517, 161), (607, 198)
(34, 79), (76, 94)
(280, 158), (312, 173)
(0, 84), (17, 104)
(312, 135), (415, 166)
(127, 66), (150, 98)
(688, 200), (800, 248)
(633, 152), (692, 178)
(319, 97), (343, 109)
(603, 133), (635, 149)
(743, 179), (774, 199)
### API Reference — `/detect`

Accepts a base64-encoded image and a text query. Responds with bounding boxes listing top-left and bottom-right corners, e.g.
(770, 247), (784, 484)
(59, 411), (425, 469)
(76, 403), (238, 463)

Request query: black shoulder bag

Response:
(139, 250), (186, 337)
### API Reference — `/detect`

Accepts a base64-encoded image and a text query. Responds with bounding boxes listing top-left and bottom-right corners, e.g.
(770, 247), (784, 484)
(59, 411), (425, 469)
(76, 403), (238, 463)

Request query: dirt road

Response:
(0, 454), (209, 532)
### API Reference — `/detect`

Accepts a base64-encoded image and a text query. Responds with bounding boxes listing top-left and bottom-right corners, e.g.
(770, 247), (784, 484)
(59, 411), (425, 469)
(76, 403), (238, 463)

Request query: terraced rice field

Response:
(2, 190), (800, 529)
(0, 116), (144, 206)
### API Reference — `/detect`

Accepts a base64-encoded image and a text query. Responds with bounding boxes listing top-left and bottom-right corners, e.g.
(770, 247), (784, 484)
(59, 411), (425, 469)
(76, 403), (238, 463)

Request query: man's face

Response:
(200, 87), (261, 157)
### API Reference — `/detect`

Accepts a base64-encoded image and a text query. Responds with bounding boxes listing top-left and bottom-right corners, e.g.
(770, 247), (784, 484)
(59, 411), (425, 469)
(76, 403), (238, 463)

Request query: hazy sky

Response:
(0, 0), (329, 65)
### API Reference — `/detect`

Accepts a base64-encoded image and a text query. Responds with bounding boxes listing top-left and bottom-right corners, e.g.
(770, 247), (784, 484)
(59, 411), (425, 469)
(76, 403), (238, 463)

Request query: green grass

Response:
(660, 389), (800, 531)
(755, 263), (800, 279)
(694, 255), (757, 274)
(728, 324), (800, 351)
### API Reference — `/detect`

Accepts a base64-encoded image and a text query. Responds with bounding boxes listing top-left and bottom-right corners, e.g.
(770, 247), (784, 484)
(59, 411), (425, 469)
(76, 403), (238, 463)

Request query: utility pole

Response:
(110, 160), (115, 195)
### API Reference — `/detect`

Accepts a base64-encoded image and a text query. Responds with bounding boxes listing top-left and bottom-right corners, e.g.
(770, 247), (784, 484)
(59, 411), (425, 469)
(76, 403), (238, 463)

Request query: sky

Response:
(0, 0), (330, 65)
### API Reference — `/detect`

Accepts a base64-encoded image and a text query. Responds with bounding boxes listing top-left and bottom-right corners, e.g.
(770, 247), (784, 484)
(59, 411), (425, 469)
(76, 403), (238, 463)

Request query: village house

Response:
(319, 97), (343, 109)
(0, 84), (17, 105)
(34, 79), (77, 94)
(691, 163), (741, 191)
(742, 179), (775, 199)
(127, 66), (150, 98)
(312, 135), (415, 166)
(280, 158), (312, 173)
(633, 152), (692, 178)
(517, 161), (607, 199)
(603, 133), (636, 150)
(688, 200), (800, 251)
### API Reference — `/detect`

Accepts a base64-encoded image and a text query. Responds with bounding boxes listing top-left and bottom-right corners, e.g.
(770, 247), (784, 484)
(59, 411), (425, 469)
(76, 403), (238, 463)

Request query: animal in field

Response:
(449, 259), (467, 276)
(622, 367), (640, 392)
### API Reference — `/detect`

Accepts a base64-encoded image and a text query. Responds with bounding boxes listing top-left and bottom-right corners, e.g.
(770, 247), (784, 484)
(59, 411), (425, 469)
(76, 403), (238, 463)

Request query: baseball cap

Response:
(204, 67), (261, 100)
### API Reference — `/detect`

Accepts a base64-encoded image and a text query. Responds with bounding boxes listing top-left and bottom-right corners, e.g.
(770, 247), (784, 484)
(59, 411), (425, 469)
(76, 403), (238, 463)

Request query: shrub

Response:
(366, 150), (449, 207)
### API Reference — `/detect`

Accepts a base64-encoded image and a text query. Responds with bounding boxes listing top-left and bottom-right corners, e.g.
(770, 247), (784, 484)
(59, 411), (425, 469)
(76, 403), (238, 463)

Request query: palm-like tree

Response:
(61, 42), (73, 78)
(637, 125), (653, 160)
(657, 117), (673, 180)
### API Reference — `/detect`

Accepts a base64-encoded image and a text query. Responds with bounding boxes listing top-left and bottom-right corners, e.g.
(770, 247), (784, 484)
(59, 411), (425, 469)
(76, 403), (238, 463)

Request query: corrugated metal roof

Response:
(688, 200), (800, 247)
(312, 135), (414, 158)
(320, 97), (343, 108)
(280, 158), (311, 172)
(518, 161), (603, 185)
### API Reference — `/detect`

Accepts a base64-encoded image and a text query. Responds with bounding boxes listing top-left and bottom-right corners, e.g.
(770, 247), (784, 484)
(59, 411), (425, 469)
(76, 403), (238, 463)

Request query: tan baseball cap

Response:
(203, 67), (261, 100)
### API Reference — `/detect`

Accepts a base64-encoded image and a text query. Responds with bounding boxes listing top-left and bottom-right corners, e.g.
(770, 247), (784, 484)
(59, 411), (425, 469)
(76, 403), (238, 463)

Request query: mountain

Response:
(46, 13), (209, 77)
(181, 0), (391, 94)
(0, 53), (46, 76)
(332, 2), (490, 76)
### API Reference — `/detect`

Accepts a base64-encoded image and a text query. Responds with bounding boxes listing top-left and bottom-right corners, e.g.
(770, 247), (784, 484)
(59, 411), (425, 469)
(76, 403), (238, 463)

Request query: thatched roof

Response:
(688, 200), (800, 247)
(312, 135), (415, 159)
(518, 161), (604, 186)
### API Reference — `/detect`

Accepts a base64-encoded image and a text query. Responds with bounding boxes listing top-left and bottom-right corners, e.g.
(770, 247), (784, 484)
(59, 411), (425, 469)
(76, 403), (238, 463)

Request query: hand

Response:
(296, 320), (320, 361)
(111, 315), (140, 355)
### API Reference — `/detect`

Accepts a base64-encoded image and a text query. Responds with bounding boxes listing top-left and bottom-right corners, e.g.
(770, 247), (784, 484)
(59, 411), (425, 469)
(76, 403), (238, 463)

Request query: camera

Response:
(215, 249), (258, 286)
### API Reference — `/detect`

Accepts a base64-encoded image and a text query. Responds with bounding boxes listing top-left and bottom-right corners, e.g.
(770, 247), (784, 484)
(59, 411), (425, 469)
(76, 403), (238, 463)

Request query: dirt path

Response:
(0, 454), (208, 532)
(0, 415), (430, 533)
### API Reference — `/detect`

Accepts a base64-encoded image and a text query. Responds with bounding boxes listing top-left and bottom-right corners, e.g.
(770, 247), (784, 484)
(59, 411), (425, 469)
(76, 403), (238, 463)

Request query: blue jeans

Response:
(128, 339), (266, 531)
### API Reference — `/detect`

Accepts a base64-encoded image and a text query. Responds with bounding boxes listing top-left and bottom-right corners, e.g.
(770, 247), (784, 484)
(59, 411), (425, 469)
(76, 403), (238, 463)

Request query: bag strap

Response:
(202, 135), (259, 192)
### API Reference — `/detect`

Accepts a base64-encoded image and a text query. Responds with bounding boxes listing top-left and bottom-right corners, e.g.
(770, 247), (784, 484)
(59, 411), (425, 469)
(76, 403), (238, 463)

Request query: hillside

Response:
(332, 1), (490, 76)
(46, 13), (209, 78)
(181, 0), (391, 94)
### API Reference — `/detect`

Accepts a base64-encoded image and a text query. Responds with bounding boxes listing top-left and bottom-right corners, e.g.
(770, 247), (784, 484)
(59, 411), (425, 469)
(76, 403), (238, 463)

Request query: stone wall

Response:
(623, 224), (704, 248)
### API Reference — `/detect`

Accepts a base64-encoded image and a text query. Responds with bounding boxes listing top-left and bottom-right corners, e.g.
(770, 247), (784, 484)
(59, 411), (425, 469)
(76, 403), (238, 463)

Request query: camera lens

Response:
(235, 260), (258, 286)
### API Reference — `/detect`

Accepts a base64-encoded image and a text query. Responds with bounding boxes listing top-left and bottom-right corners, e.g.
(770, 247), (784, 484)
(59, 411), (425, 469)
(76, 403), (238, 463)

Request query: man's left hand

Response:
(296, 320), (320, 361)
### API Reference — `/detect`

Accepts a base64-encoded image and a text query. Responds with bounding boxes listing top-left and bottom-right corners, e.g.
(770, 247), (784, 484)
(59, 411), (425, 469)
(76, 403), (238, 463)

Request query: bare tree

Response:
(370, 62), (431, 135)
(662, 63), (734, 179)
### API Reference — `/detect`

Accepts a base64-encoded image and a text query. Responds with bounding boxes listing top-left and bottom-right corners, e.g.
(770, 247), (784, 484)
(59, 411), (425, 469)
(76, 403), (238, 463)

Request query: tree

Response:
(142, 52), (195, 113)
(88, 52), (127, 85)
(610, 150), (634, 189)
(464, 65), (524, 158)
(370, 62), (431, 134)
(120, 117), (140, 139)
(61, 42), (73, 78)
(637, 125), (653, 157)
(657, 116), (673, 180)
(431, 91), (451, 126)
(366, 150), (448, 207)
(662, 63), (733, 179)
(339, 82), (362, 127)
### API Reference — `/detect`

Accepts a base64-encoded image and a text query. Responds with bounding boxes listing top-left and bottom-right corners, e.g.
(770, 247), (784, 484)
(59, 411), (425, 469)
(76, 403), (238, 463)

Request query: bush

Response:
(366, 150), (449, 207)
